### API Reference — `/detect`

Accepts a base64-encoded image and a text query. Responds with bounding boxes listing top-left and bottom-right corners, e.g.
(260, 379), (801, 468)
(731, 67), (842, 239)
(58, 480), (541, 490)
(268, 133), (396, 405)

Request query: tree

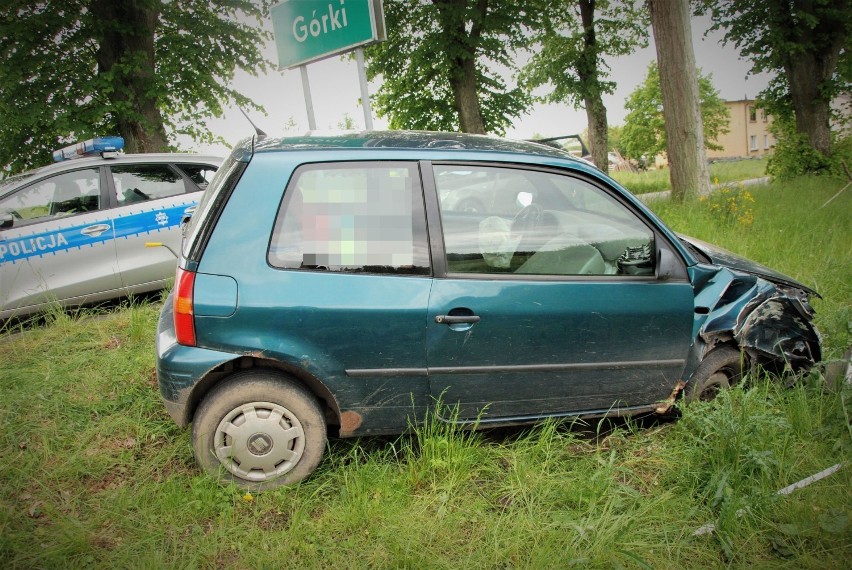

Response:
(699, 0), (851, 160)
(364, 0), (546, 135)
(621, 62), (729, 166)
(647, 0), (711, 201)
(522, 0), (648, 170)
(0, 0), (272, 175)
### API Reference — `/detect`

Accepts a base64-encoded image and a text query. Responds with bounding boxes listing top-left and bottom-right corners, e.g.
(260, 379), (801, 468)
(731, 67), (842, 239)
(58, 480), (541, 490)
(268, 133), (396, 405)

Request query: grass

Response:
(1, 175), (850, 568)
(612, 158), (768, 194)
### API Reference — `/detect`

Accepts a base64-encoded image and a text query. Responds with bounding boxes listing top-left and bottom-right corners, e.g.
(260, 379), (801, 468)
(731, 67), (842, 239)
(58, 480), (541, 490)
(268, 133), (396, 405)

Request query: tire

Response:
(685, 346), (745, 403)
(192, 371), (327, 490)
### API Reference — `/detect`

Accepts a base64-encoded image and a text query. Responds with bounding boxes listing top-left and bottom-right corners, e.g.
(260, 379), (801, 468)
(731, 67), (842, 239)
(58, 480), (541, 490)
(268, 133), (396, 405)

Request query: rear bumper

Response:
(156, 297), (237, 426)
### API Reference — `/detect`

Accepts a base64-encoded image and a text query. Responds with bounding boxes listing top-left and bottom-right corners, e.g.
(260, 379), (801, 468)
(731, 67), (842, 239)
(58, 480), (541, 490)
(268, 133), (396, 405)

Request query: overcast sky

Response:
(179, 13), (772, 155)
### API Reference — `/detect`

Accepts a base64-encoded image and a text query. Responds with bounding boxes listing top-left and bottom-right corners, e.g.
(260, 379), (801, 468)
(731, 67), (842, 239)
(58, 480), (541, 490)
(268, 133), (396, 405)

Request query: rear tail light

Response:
(174, 267), (196, 346)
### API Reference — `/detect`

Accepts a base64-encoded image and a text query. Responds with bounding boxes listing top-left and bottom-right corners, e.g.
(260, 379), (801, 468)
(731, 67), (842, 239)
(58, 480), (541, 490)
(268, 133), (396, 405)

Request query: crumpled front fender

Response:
(691, 265), (821, 371)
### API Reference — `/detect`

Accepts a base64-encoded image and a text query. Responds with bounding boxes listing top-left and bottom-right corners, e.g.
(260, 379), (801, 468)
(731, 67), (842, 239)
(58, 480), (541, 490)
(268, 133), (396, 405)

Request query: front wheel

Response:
(685, 346), (745, 403)
(192, 371), (327, 490)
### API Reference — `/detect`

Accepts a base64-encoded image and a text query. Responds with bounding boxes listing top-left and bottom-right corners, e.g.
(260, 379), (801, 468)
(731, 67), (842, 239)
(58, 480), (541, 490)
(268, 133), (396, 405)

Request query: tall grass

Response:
(1, 176), (850, 568)
(648, 175), (851, 357)
(613, 158), (768, 194)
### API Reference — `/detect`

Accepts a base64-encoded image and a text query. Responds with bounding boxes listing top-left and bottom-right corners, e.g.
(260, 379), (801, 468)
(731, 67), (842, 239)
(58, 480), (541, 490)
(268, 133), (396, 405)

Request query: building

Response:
(707, 99), (774, 160)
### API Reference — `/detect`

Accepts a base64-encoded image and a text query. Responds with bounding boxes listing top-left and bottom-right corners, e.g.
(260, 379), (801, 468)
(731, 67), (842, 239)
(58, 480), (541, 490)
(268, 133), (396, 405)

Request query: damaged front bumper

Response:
(691, 265), (822, 372)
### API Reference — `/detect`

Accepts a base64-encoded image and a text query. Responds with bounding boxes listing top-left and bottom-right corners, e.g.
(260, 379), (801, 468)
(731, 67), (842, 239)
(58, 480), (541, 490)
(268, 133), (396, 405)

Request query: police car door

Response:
(0, 166), (122, 317)
(107, 163), (203, 290)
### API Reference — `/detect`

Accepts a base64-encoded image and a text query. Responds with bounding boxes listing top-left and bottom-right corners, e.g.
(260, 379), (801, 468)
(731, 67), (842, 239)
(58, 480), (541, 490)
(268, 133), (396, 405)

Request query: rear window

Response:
(268, 162), (430, 275)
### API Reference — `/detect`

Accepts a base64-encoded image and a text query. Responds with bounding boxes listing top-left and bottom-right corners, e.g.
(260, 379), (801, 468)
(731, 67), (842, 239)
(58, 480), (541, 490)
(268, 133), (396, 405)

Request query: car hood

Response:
(679, 234), (818, 297)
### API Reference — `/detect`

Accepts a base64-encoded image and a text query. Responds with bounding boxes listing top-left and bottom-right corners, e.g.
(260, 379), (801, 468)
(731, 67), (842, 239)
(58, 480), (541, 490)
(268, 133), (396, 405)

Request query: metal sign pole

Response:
(299, 65), (317, 131)
(354, 48), (374, 131)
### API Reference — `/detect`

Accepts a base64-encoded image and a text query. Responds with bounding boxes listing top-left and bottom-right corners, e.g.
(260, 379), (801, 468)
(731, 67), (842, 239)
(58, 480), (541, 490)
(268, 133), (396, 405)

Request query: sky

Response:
(178, 12), (773, 156)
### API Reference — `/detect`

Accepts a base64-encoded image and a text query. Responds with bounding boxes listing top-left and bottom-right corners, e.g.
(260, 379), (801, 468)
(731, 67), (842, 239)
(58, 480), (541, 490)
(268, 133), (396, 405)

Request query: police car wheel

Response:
(192, 371), (327, 490)
(686, 346), (744, 403)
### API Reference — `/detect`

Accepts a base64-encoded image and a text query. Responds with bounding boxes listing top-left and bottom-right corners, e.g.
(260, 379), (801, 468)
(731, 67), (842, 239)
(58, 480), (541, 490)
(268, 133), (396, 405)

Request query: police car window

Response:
(268, 162), (430, 275)
(112, 165), (186, 205)
(175, 164), (217, 189)
(0, 168), (100, 225)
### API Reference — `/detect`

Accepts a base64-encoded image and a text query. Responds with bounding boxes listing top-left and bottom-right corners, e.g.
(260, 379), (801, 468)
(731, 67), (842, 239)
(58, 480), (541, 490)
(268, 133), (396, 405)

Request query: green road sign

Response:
(272, 0), (385, 69)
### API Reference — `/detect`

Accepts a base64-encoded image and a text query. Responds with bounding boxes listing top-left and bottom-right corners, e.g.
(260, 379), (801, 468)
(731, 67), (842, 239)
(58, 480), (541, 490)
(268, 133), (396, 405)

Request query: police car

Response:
(0, 137), (221, 319)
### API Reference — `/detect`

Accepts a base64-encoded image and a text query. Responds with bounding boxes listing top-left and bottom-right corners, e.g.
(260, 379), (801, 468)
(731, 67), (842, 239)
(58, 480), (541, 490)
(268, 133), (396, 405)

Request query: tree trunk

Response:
(91, 0), (168, 153)
(782, 41), (838, 157)
(584, 95), (608, 171)
(450, 57), (487, 134)
(647, 0), (710, 201)
(578, 0), (608, 171)
(434, 0), (487, 134)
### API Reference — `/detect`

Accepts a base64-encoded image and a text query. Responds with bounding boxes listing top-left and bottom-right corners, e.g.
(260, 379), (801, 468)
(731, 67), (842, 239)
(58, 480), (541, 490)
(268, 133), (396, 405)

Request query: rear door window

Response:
(175, 164), (218, 189)
(111, 164), (187, 205)
(268, 162), (430, 275)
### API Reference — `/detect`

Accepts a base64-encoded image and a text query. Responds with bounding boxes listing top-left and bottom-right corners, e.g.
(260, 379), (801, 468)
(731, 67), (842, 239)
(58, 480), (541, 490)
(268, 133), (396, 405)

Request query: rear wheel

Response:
(192, 371), (326, 490)
(686, 346), (745, 403)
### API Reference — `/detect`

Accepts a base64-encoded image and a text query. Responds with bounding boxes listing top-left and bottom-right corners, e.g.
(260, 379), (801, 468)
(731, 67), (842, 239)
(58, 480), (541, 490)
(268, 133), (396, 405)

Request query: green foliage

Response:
(699, 184), (756, 226)
(521, 0), (648, 108)
(620, 62), (730, 161)
(766, 116), (852, 179)
(607, 124), (625, 155)
(0, 1), (272, 175)
(699, 0), (851, 160)
(520, 0), (648, 169)
(363, 0), (544, 134)
(699, 0), (851, 108)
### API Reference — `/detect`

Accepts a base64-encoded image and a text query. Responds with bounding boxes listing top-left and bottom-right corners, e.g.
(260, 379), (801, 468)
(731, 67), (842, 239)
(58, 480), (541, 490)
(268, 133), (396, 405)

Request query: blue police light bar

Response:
(52, 136), (125, 162)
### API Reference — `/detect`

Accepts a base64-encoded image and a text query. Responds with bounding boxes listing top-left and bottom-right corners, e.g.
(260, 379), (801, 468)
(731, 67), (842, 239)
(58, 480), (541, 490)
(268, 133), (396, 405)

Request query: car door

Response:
(108, 163), (212, 290)
(0, 166), (121, 316)
(426, 163), (695, 422)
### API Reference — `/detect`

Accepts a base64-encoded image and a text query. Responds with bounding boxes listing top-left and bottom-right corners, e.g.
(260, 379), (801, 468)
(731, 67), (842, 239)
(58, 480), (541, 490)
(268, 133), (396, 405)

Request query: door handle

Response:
(435, 314), (481, 325)
(81, 224), (111, 237)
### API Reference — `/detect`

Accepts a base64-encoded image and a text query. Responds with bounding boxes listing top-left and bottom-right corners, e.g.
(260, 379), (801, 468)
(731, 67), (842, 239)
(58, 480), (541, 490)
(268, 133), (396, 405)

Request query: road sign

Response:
(271, 0), (386, 70)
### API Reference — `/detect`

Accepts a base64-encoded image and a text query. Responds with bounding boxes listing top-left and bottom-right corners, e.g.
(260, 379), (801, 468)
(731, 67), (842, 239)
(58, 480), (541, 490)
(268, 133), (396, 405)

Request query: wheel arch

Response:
(185, 356), (342, 432)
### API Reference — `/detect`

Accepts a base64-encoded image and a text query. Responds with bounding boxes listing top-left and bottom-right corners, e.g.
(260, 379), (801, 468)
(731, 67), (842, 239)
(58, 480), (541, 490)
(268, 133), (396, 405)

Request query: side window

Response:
(268, 162), (430, 275)
(435, 164), (655, 277)
(0, 168), (100, 225)
(175, 163), (218, 189)
(111, 164), (186, 205)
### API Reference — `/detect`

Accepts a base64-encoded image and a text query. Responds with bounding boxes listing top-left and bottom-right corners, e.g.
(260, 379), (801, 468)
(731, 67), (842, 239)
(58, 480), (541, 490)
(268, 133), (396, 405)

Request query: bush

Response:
(766, 117), (852, 180)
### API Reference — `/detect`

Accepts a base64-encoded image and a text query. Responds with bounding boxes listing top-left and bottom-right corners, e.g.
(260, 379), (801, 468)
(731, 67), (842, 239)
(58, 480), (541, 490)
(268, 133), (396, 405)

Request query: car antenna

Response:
(239, 108), (267, 139)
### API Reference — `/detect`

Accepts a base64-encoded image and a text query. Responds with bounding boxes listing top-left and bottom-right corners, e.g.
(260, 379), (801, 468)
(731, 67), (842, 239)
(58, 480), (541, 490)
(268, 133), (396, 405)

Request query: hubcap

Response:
(248, 433), (274, 456)
(214, 402), (305, 482)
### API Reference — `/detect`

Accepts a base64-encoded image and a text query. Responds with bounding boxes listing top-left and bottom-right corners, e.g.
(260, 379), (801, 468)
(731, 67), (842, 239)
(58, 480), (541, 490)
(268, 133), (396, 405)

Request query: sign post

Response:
(271, 0), (385, 130)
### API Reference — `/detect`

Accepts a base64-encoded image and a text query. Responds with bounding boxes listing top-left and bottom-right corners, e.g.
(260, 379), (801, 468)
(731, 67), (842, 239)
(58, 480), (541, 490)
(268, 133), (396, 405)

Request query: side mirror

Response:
(0, 213), (13, 229)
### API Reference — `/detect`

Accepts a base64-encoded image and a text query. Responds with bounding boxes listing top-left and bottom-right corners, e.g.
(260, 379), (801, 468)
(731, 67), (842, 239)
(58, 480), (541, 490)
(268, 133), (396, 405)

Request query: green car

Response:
(156, 131), (821, 489)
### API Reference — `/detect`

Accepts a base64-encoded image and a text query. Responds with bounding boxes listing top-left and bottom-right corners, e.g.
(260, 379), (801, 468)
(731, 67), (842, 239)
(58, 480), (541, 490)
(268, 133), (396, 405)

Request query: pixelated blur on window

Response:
(268, 162), (429, 275)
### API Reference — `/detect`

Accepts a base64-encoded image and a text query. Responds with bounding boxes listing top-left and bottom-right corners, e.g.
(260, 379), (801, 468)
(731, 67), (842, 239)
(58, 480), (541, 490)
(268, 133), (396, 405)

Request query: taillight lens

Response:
(174, 267), (196, 346)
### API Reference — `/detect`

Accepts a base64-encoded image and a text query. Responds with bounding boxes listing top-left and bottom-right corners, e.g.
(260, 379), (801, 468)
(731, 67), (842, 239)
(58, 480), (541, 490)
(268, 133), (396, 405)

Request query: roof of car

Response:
(0, 153), (223, 196)
(249, 130), (581, 161)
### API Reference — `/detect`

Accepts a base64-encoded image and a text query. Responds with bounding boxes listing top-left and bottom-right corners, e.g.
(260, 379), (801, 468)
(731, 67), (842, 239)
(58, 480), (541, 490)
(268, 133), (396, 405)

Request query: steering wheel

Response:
(511, 203), (544, 235)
